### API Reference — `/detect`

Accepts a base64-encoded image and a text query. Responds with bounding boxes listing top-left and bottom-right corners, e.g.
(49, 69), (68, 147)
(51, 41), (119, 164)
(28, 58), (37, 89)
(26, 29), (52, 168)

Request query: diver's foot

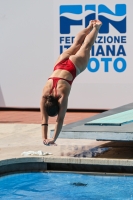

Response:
(93, 20), (102, 30)
(87, 20), (94, 30)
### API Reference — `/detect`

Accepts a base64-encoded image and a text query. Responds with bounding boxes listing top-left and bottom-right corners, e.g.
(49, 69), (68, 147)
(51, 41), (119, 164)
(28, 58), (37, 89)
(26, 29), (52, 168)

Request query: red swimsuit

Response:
(48, 59), (76, 95)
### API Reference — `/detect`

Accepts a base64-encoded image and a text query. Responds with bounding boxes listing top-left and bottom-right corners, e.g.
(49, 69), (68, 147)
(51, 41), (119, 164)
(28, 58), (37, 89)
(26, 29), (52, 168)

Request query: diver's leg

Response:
(54, 20), (94, 65)
(69, 20), (102, 73)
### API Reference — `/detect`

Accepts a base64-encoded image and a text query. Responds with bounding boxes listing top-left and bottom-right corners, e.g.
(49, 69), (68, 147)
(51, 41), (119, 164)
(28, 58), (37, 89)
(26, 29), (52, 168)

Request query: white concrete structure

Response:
(0, 0), (132, 109)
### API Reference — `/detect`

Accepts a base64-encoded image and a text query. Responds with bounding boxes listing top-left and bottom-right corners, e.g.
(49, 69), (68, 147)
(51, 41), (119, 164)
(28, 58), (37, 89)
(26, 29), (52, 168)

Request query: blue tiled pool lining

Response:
(0, 172), (133, 200)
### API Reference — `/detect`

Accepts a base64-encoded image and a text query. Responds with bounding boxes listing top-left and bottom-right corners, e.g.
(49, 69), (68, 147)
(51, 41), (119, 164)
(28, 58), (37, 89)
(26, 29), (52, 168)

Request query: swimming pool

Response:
(0, 172), (133, 200)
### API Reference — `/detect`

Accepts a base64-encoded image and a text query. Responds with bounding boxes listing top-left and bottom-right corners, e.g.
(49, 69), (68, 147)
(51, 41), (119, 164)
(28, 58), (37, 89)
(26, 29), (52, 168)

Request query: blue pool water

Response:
(0, 172), (133, 200)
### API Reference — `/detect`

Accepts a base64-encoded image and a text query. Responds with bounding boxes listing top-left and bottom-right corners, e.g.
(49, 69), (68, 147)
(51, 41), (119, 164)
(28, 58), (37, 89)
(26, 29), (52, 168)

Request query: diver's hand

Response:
(43, 138), (57, 146)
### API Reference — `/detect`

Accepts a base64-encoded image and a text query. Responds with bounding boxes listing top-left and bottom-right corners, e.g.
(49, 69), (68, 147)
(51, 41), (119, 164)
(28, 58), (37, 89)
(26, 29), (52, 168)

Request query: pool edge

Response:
(1, 156), (133, 175)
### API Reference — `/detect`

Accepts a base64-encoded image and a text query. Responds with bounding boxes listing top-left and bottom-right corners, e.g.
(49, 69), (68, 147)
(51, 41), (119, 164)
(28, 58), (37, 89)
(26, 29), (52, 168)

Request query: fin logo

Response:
(60, 4), (126, 34)
(60, 5), (83, 34)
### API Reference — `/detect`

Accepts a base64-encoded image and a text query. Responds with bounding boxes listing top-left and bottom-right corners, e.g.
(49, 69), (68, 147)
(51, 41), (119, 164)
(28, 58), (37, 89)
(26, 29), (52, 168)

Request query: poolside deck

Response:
(0, 107), (133, 174)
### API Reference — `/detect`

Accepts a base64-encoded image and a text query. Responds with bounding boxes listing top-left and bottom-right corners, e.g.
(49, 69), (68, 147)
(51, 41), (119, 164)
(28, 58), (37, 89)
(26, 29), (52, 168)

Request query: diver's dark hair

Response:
(45, 95), (59, 117)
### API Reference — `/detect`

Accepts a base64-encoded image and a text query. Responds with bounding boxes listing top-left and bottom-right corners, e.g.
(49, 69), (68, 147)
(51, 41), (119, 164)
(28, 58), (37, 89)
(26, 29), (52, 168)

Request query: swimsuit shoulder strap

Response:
(48, 77), (59, 96)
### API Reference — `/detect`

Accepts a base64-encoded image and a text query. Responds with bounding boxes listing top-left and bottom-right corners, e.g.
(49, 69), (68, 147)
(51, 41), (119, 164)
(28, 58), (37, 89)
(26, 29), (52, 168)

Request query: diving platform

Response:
(50, 103), (133, 141)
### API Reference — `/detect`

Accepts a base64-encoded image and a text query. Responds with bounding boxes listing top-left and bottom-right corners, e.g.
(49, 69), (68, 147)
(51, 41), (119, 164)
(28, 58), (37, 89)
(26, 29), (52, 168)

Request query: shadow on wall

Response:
(0, 85), (6, 107)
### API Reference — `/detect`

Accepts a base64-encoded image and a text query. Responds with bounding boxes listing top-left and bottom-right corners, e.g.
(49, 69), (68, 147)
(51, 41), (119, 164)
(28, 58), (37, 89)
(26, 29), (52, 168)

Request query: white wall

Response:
(0, 0), (54, 108)
(0, 0), (133, 109)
